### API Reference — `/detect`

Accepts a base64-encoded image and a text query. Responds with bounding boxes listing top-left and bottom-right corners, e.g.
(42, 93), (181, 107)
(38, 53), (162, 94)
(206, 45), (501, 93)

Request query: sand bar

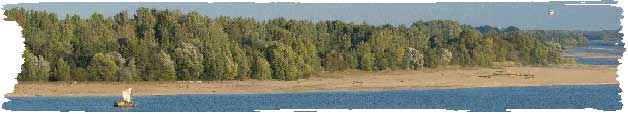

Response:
(5, 64), (619, 97)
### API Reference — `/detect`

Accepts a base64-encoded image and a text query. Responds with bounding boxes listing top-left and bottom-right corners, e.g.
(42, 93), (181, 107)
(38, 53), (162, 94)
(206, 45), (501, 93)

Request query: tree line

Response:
(582, 30), (623, 46)
(5, 7), (586, 81)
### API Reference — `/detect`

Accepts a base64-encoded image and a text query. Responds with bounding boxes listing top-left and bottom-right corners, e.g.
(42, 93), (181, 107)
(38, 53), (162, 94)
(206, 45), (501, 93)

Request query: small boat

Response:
(114, 101), (137, 107)
(114, 88), (137, 107)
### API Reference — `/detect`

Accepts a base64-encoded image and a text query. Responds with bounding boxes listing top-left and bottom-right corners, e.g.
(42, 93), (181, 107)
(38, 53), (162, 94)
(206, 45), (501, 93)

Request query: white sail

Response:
(121, 88), (132, 102)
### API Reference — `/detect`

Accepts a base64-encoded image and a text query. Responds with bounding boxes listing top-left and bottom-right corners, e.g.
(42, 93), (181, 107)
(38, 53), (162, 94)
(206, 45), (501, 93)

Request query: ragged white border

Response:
(0, 0), (624, 114)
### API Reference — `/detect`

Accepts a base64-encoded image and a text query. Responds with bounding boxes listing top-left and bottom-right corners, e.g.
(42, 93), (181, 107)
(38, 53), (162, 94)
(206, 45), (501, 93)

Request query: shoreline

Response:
(6, 84), (620, 97)
(5, 64), (619, 97)
(563, 52), (622, 59)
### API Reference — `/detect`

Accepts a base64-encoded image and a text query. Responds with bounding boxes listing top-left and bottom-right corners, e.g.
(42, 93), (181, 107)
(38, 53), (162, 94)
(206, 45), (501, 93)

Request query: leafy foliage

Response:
(7, 8), (590, 81)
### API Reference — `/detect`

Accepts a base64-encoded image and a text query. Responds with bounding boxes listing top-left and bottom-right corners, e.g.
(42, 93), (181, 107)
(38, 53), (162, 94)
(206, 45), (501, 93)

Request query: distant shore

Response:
(563, 52), (622, 59)
(6, 64), (618, 97)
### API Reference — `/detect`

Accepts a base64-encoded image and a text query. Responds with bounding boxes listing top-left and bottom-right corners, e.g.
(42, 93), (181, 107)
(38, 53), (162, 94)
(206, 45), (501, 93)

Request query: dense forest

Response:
(5, 7), (589, 81)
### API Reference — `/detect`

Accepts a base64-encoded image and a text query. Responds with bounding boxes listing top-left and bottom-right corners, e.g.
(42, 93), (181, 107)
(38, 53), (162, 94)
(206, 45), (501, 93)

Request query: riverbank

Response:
(5, 64), (618, 97)
(563, 52), (622, 59)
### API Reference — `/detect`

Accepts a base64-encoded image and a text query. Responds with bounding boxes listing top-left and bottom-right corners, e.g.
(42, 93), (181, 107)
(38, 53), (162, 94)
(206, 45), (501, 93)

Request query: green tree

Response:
(156, 50), (177, 81)
(53, 58), (71, 81)
(369, 30), (395, 70)
(119, 59), (140, 81)
(199, 21), (238, 80)
(34, 55), (51, 81)
(232, 46), (252, 80)
(403, 47), (425, 70)
(18, 50), (36, 81)
(252, 57), (272, 80)
(440, 48), (453, 65)
(174, 43), (204, 81)
(269, 44), (299, 80)
(87, 52), (124, 81)
(357, 42), (375, 71)
(18, 50), (50, 81)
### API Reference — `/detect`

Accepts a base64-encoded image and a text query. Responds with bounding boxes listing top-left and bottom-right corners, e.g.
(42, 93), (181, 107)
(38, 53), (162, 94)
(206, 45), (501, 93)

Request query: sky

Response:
(2, 0), (622, 31)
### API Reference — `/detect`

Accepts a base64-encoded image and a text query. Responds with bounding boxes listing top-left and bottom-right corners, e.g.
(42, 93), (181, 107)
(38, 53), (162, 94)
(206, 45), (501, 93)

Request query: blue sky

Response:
(3, 1), (622, 31)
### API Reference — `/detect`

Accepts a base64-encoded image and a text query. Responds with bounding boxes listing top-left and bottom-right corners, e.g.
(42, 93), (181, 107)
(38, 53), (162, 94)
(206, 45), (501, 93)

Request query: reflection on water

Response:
(3, 84), (622, 112)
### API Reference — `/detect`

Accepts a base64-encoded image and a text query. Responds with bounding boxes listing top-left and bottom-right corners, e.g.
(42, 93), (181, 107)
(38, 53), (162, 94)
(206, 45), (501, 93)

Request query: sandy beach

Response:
(6, 64), (618, 97)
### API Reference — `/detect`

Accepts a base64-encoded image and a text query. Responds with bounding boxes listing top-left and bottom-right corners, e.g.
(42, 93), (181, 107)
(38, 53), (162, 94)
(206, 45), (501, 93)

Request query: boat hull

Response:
(114, 101), (137, 107)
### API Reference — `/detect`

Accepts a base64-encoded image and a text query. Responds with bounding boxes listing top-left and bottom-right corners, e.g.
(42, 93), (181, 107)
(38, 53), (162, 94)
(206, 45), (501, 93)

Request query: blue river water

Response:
(568, 45), (624, 55)
(563, 56), (619, 65)
(2, 84), (622, 112)
(565, 45), (623, 65)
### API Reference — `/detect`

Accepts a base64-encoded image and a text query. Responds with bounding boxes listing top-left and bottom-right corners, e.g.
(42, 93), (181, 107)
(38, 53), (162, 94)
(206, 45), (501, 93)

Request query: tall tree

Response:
(252, 57), (272, 80)
(18, 50), (50, 81)
(269, 43), (299, 80)
(52, 58), (71, 81)
(174, 43), (204, 81)
(156, 50), (177, 81)
(88, 52), (125, 81)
